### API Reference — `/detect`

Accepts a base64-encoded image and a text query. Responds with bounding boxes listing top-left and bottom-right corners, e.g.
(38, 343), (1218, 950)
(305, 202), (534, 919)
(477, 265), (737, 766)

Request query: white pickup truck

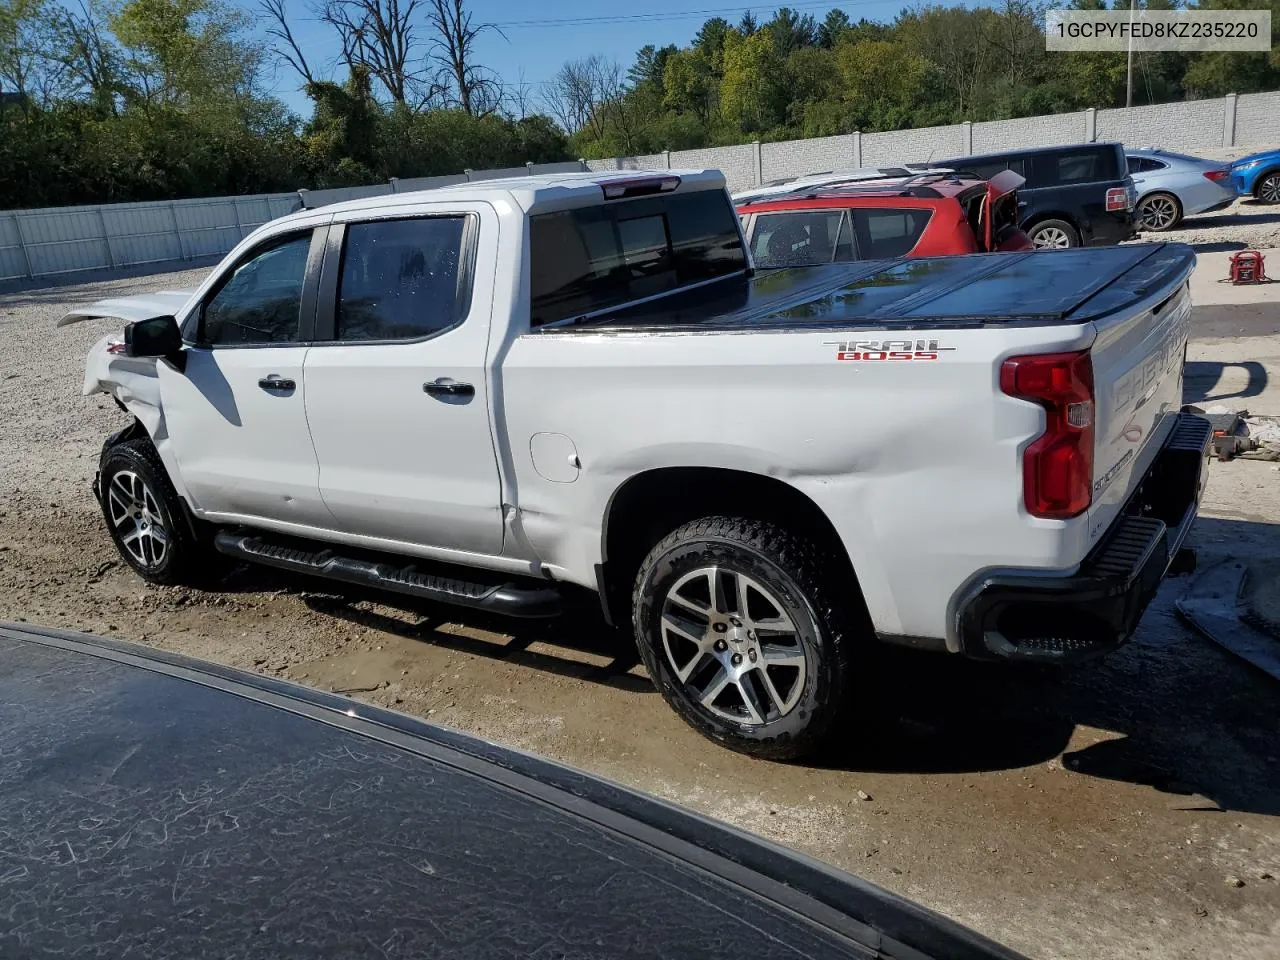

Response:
(65, 168), (1211, 759)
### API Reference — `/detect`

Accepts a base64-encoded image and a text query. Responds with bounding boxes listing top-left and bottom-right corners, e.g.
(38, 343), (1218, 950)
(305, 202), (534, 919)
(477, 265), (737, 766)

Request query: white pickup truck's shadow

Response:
(212, 517), (1280, 815)
(832, 515), (1280, 817)
(1184, 360), (1268, 405)
(286, 581), (653, 695)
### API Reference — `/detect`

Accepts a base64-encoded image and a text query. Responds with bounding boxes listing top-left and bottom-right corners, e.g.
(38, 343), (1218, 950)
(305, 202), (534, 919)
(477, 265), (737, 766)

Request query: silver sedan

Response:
(1126, 148), (1236, 231)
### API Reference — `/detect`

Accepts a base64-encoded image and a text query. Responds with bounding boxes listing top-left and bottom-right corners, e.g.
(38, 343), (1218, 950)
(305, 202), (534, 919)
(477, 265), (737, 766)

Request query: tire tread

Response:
(631, 515), (855, 761)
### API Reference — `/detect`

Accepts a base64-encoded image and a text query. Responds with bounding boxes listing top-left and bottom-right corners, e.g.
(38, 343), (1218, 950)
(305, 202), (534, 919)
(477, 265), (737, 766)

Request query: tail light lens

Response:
(1105, 187), (1128, 211)
(1000, 351), (1095, 519)
(1203, 170), (1230, 183)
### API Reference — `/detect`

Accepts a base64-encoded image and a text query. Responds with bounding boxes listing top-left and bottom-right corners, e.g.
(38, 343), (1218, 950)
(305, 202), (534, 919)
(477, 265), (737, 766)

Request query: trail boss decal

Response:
(825, 339), (957, 362)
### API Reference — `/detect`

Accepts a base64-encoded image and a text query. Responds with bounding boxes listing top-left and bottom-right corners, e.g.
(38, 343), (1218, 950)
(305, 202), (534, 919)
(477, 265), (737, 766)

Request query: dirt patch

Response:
(3, 267), (1280, 959)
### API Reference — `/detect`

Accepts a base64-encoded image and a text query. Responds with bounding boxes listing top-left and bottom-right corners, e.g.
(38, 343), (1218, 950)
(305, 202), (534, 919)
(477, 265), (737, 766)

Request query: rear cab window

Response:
(529, 188), (746, 327)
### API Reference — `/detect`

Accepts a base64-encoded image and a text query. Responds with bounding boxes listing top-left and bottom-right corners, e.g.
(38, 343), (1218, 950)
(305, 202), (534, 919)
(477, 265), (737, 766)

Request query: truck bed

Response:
(565, 243), (1194, 333)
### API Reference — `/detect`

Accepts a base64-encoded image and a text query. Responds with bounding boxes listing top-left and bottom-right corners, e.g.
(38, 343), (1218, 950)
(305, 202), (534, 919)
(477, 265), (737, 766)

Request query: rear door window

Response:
(750, 210), (850, 267)
(529, 189), (746, 326)
(851, 208), (933, 258)
(336, 217), (469, 341)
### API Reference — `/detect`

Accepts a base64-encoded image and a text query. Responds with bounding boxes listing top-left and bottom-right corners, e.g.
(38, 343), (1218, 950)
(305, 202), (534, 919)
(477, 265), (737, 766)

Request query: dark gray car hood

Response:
(0, 623), (1023, 960)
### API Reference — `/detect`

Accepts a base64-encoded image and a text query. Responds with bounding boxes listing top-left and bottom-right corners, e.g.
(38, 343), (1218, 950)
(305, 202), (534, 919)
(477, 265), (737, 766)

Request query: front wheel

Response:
(631, 516), (855, 760)
(99, 436), (215, 586)
(1257, 172), (1280, 205)
(1027, 219), (1079, 249)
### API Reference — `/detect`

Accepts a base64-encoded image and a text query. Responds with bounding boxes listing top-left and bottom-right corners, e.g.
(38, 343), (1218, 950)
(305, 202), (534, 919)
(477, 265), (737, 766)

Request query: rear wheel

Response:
(631, 516), (855, 760)
(1027, 219), (1079, 249)
(99, 436), (217, 586)
(1257, 172), (1280, 205)
(1136, 192), (1182, 231)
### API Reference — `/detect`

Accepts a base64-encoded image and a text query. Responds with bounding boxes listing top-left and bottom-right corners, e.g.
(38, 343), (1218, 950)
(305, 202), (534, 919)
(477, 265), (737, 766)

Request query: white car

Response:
(64, 169), (1211, 759)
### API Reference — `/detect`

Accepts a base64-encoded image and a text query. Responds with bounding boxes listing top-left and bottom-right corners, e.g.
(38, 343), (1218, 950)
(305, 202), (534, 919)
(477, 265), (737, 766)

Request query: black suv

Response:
(936, 142), (1137, 249)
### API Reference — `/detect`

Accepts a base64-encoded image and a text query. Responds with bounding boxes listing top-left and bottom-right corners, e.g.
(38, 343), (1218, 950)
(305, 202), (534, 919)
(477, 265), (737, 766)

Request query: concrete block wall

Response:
(863, 125), (965, 165)
(972, 113), (1083, 155)
(1097, 98), (1225, 151)
(761, 135), (856, 182)
(1236, 92), (1280, 148)
(670, 145), (757, 192)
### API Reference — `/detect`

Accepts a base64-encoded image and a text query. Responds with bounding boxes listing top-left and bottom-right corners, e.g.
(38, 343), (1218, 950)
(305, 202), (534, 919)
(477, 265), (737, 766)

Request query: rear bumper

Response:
(953, 413), (1212, 662)
(1193, 196), (1235, 216)
(1084, 211), (1137, 246)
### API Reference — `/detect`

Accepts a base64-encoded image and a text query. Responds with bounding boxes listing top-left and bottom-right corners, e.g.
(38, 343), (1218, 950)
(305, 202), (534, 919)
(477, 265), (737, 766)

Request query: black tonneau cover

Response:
(0, 624), (1024, 960)
(564, 243), (1194, 333)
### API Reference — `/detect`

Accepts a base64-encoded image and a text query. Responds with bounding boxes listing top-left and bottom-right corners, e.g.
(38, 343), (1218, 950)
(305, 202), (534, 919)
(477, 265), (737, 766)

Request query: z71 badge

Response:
(824, 339), (957, 362)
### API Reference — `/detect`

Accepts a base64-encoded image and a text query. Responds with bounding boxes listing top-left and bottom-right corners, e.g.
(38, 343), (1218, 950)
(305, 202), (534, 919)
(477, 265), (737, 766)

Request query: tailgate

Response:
(1084, 252), (1195, 543)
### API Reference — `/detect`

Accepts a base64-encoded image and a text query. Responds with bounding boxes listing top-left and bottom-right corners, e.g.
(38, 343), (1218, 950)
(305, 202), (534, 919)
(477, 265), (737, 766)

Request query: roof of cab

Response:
(299, 168), (727, 221)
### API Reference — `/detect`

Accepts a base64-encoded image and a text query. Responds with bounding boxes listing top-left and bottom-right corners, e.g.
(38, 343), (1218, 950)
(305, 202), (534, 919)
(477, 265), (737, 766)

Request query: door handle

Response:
(423, 378), (475, 398)
(258, 375), (296, 392)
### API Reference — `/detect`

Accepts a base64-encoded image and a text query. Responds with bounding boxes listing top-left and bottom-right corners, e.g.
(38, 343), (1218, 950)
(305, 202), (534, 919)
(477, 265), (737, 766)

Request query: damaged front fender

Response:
(83, 332), (165, 437)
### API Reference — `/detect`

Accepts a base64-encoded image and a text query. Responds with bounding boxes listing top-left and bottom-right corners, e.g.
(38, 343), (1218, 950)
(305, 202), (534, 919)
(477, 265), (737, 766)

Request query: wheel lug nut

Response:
(730, 617), (742, 628)
(713, 623), (727, 633)
(731, 653), (743, 666)
(714, 639), (727, 651)
(748, 649), (757, 663)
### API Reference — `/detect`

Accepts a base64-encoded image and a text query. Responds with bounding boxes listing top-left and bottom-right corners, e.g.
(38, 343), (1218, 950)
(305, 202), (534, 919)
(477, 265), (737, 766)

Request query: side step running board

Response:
(213, 532), (562, 618)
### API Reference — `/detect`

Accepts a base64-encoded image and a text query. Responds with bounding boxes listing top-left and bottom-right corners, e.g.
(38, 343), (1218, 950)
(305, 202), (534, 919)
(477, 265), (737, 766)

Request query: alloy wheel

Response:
(1032, 226), (1071, 249)
(659, 565), (808, 726)
(1138, 195), (1178, 231)
(1260, 174), (1280, 205)
(106, 470), (170, 569)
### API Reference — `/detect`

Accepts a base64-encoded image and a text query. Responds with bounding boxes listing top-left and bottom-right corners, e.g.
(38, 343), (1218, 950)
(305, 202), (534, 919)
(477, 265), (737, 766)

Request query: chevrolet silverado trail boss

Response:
(63, 169), (1211, 760)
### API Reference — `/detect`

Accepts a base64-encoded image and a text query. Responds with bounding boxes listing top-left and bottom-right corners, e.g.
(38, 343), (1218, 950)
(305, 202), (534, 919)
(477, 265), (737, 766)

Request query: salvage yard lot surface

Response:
(3, 249), (1280, 959)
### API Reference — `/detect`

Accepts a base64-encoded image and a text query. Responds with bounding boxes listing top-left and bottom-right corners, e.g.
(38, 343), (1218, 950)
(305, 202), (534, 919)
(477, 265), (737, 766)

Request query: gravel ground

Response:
(1134, 197), (1280, 250)
(3, 263), (1280, 960)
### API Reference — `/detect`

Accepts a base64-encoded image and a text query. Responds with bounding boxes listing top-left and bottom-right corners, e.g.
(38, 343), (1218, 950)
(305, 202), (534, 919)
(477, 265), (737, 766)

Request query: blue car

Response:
(1229, 149), (1280, 204)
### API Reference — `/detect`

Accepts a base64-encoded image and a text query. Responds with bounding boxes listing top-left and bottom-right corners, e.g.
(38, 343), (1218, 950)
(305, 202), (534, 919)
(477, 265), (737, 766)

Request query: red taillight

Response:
(1105, 187), (1128, 212)
(1203, 170), (1230, 183)
(1000, 350), (1095, 519)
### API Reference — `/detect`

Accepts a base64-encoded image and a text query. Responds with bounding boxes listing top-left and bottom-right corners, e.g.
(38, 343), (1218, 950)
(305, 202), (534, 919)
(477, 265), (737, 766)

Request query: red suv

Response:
(736, 170), (1033, 268)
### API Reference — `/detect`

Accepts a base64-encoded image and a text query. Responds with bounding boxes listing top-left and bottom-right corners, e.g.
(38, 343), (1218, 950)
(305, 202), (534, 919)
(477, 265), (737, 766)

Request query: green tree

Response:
(817, 9), (850, 47)
(720, 28), (787, 133)
(835, 38), (928, 131)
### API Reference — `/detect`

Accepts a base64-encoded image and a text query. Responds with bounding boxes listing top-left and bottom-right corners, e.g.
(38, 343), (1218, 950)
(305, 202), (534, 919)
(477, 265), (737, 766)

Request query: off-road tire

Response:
(98, 435), (217, 586)
(1027, 219), (1080, 249)
(632, 516), (855, 761)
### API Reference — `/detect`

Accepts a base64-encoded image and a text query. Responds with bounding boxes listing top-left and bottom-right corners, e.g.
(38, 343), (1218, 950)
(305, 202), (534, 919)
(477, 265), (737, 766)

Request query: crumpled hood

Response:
(1230, 149), (1280, 169)
(57, 290), (195, 328)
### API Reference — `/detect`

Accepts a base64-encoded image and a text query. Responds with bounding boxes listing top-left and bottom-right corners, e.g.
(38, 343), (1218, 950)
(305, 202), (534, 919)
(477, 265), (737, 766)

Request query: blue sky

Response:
(240, 0), (924, 117)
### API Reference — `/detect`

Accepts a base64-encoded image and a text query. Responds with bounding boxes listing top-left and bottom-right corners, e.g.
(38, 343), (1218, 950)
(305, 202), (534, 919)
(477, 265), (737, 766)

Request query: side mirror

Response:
(125, 315), (186, 372)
